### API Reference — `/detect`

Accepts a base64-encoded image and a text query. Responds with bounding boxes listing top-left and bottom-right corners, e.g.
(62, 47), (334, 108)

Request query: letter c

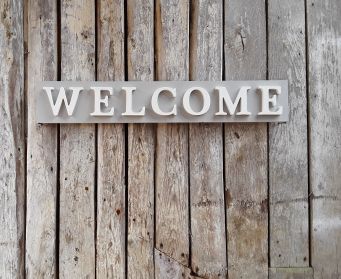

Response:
(151, 87), (177, 116)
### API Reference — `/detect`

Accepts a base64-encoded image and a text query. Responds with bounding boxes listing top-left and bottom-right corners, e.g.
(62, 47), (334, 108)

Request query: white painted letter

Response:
(257, 86), (283, 115)
(215, 86), (251, 115)
(122, 87), (145, 116)
(44, 86), (82, 116)
(183, 87), (210, 115)
(90, 87), (114, 116)
(151, 87), (177, 115)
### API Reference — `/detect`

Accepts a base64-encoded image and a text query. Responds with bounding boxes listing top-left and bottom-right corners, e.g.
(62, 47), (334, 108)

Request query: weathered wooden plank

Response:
(224, 124), (268, 277)
(97, 0), (125, 81)
(155, 249), (202, 279)
(127, 1), (155, 278)
(127, 123), (155, 278)
(268, 0), (309, 267)
(189, 0), (227, 278)
(59, 0), (96, 277)
(97, 125), (125, 279)
(26, 0), (58, 277)
(269, 267), (313, 279)
(224, 0), (268, 277)
(96, 0), (125, 278)
(155, 0), (190, 267)
(307, 1), (341, 278)
(0, 0), (25, 277)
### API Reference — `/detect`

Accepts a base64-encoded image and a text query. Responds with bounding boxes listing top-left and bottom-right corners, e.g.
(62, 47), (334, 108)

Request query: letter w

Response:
(44, 87), (82, 116)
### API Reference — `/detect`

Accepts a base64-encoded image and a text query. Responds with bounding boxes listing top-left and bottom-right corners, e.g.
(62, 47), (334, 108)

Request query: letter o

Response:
(183, 87), (210, 115)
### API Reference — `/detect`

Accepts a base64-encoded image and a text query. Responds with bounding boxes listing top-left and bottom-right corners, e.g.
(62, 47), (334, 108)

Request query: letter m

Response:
(215, 86), (251, 116)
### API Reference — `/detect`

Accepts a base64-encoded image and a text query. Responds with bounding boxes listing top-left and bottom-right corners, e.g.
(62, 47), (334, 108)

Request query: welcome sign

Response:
(37, 81), (288, 123)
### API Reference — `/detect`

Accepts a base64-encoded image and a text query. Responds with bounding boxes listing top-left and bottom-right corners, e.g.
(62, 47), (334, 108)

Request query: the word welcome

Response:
(36, 81), (288, 123)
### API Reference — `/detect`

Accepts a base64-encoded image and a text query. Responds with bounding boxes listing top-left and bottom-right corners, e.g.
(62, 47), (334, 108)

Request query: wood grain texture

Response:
(155, 0), (190, 267)
(127, 1), (155, 278)
(154, 249), (202, 279)
(268, 0), (309, 267)
(1, 1), (340, 278)
(26, 0), (58, 277)
(96, 0), (125, 278)
(224, 124), (268, 278)
(307, 0), (341, 278)
(189, 0), (226, 278)
(97, 0), (125, 81)
(0, 0), (25, 277)
(97, 124), (125, 279)
(224, 0), (268, 277)
(59, 0), (96, 277)
(269, 268), (313, 279)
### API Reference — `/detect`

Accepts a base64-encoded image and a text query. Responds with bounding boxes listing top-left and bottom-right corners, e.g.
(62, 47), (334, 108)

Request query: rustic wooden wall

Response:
(0, 0), (340, 278)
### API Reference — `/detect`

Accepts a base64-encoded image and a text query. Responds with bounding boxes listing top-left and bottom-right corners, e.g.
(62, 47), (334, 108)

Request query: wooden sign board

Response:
(37, 81), (288, 123)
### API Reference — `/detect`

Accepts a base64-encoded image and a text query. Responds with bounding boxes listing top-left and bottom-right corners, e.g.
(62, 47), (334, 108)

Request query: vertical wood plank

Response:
(307, 0), (341, 278)
(59, 0), (96, 277)
(268, 0), (309, 267)
(189, 0), (227, 278)
(127, 0), (155, 278)
(224, 125), (268, 277)
(26, 0), (58, 277)
(224, 0), (268, 277)
(155, 0), (190, 268)
(0, 0), (25, 277)
(96, 0), (125, 278)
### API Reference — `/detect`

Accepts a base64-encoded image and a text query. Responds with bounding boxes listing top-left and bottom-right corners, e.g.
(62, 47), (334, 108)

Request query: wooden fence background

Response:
(0, 0), (340, 278)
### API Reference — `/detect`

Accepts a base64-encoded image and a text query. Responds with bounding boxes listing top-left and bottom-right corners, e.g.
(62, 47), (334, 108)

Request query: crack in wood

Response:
(155, 248), (205, 279)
